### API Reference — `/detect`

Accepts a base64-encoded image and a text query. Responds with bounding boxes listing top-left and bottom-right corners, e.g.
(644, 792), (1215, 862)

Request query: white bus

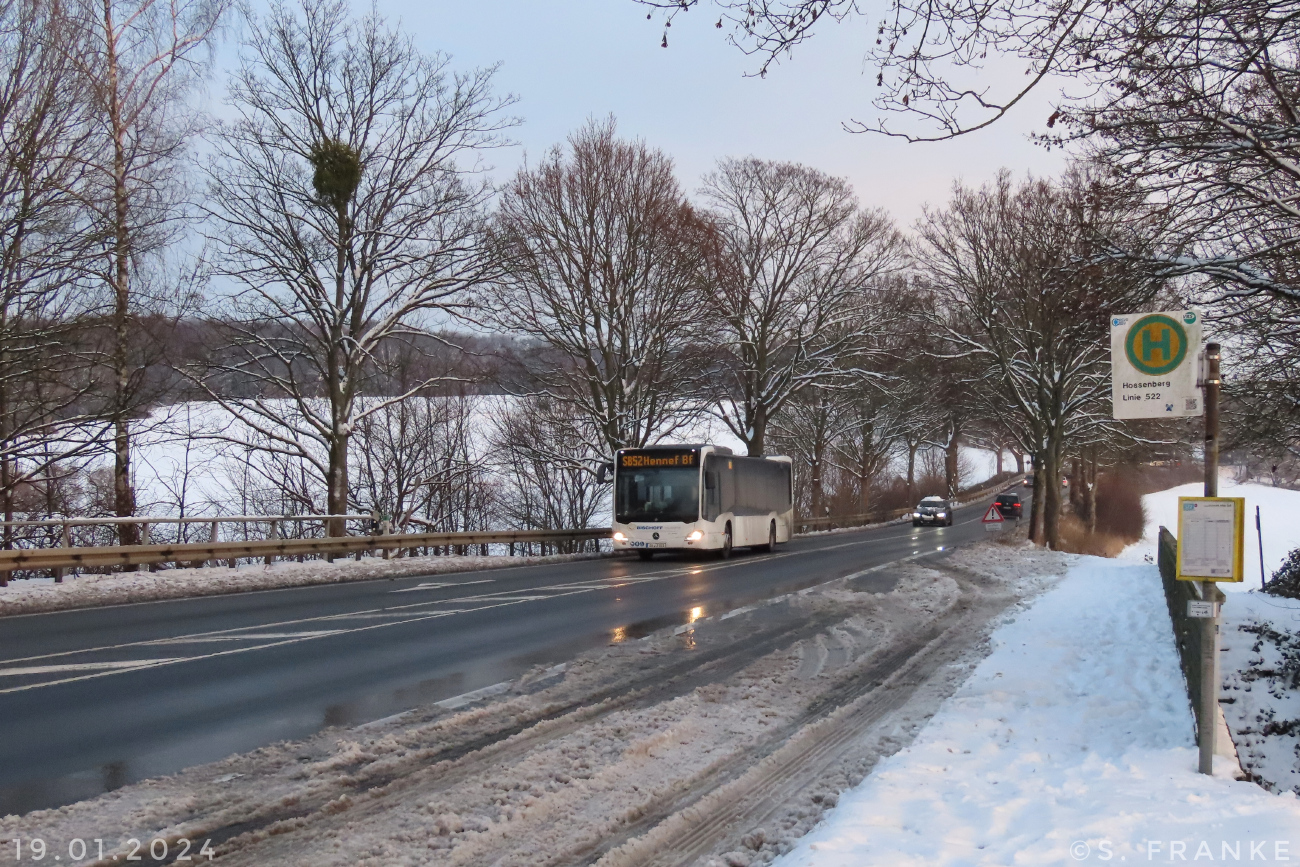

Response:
(610, 444), (793, 559)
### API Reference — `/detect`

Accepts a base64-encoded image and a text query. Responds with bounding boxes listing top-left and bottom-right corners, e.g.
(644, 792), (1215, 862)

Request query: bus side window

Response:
(704, 470), (720, 521)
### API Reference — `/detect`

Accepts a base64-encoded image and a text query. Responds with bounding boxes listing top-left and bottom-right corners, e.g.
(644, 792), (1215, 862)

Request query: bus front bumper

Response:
(612, 524), (714, 551)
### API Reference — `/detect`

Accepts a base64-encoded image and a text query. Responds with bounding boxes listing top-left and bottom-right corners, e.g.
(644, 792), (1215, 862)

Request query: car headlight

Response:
(613, 531), (627, 541)
(913, 512), (921, 518)
(936, 512), (947, 518)
(686, 530), (703, 542)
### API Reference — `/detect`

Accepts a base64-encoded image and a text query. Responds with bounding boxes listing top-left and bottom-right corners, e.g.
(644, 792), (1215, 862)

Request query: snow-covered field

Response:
(114, 401), (1009, 523)
(1120, 479), (1300, 591)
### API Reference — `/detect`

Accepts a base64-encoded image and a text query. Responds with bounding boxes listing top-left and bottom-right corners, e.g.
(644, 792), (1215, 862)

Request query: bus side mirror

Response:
(596, 462), (614, 485)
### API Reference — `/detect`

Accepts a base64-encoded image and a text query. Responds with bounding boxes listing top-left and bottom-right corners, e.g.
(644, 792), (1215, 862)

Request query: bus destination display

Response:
(619, 450), (697, 469)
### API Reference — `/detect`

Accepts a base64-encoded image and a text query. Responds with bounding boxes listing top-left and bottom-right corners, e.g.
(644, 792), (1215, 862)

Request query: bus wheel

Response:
(720, 525), (733, 559)
(766, 521), (777, 552)
(637, 550), (654, 561)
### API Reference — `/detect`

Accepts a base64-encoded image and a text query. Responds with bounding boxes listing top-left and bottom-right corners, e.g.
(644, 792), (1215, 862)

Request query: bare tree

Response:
(915, 168), (1160, 547)
(699, 157), (904, 456)
(484, 118), (714, 462)
(201, 0), (513, 535)
(492, 395), (607, 542)
(0, 0), (105, 538)
(352, 393), (496, 533)
(63, 0), (226, 543)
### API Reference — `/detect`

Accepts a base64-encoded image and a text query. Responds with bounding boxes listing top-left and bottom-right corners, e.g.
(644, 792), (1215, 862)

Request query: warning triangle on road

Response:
(981, 504), (1004, 523)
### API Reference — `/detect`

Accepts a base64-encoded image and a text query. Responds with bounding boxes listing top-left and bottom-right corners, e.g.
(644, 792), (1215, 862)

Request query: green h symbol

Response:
(1141, 326), (1171, 363)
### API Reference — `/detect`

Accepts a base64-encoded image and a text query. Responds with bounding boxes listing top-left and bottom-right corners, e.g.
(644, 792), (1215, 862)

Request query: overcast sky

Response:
(333, 0), (1071, 226)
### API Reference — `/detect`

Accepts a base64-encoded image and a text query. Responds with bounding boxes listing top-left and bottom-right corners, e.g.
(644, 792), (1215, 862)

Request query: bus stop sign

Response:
(1111, 310), (1202, 419)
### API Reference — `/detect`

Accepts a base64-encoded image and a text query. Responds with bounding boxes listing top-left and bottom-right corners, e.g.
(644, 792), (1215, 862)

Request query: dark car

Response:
(994, 492), (1023, 518)
(912, 496), (953, 527)
(1022, 476), (1033, 488)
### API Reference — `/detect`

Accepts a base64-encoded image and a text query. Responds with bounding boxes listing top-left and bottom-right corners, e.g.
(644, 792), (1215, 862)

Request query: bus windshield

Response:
(615, 466), (700, 523)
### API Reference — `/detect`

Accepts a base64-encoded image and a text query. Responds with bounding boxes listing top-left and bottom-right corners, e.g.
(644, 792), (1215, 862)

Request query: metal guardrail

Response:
(0, 474), (1022, 582)
(0, 527), (611, 576)
(0, 513), (372, 528)
(1157, 526), (1225, 743)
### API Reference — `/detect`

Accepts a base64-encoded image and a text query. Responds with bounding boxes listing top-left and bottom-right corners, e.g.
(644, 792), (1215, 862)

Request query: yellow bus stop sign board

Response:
(1111, 311), (1203, 419)
(1176, 497), (1245, 582)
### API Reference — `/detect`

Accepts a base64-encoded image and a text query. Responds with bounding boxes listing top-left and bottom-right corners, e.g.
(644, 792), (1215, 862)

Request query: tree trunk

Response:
(809, 454), (823, 519)
(326, 201), (351, 537)
(944, 421), (960, 499)
(1069, 458), (1082, 512)
(1029, 459), (1044, 544)
(1085, 450), (1098, 533)
(906, 441), (918, 503)
(327, 433), (349, 536)
(105, 0), (138, 545)
(858, 421), (873, 514)
(1014, 450), (1025, 474)
(995, 446), (1003, 476)
(748, 402), (766, 457)
(1042, 442), (1063, 550)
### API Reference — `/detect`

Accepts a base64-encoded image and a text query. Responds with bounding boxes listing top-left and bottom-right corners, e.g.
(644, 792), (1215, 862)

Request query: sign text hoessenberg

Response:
(1110, 310), (1203, 419)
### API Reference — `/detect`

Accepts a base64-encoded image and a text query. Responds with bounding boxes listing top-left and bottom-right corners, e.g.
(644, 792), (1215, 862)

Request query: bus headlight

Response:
(613, 531), (627, 541)
(686, 530), (703, 542)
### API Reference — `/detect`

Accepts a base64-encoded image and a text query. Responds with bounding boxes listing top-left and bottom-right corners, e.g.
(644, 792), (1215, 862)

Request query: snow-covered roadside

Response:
(0, 543), (1062, 867)
(773, 556), (1300, 867)
(0, 551), (612, 617)
(1220, 591), (1300, 795)
(1122, 481), (1300, 797)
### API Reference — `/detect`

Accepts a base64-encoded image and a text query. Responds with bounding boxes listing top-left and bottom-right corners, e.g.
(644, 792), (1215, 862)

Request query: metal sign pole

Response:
(1199, 342), (1222, 775)
(1257, 506), (1267, 591)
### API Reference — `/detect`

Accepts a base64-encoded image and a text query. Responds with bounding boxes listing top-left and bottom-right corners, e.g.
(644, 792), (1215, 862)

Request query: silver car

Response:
(911, 496), (953, 527)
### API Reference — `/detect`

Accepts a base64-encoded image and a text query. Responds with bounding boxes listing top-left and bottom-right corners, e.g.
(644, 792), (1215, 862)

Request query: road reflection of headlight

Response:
(686, 530), (703, 541)
(613, 531), (627, 541)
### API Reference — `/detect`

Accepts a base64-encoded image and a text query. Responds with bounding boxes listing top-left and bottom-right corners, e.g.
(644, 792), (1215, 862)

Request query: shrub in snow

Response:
(1267, 546), (1300, 599)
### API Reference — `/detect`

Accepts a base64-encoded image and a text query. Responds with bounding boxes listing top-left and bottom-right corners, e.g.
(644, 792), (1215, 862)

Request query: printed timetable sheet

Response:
(1177, 497), (1243, 581)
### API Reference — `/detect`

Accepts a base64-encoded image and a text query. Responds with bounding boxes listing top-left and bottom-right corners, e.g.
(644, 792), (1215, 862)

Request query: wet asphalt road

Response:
(0, 490), (1022, 815)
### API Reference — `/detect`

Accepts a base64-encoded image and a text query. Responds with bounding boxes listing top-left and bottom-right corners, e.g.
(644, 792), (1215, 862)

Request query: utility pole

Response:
(1199, 342), (1221, 775)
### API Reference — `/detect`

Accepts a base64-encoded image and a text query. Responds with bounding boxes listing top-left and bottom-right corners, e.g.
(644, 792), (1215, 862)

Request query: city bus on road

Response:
(610, 444), (793, 560)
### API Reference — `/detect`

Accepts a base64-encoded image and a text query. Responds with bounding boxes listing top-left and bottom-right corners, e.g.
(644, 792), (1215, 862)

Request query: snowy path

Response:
(773, 556), (1300, 867)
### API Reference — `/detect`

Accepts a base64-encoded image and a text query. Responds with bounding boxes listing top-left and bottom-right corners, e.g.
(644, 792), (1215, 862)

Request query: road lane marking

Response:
(0, 511), (1004, 682)
(148, 630), (347, 643)
(0, 659), (185, 677)
(390, 579), (495, 593)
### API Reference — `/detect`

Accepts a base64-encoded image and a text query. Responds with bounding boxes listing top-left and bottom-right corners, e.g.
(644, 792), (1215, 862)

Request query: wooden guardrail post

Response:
(265, 520), (278, 566)
(54, 522), (70, 583)
(138, 523), (151, 572)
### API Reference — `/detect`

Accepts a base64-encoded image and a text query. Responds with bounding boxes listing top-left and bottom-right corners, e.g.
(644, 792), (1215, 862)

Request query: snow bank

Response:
(773, 557), (1300, 867)
(1122, 480), (1300, 799)
(1220, 591), (1300, 795)
(0, 551), (611, 617)
(1122, 480), (1300, 591)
